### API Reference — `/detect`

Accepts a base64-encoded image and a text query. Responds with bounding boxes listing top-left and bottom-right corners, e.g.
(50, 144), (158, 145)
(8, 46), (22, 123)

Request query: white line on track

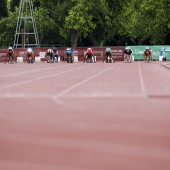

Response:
(54, 66), (114, 97)
(138, 62), (147, 96)
(0, 65), (92, 90)
(52, 65), (117, 105)
(162, 63), (170, 69)
(0, 64), (72, 78)
(0, 92), (144, 99)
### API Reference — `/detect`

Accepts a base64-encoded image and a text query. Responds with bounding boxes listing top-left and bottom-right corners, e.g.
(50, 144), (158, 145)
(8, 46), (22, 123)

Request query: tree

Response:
(117, 0), (170, 45)
(10, 0), (20, 12)
(0, 0), (8, 18)
(62, 0), (97, 47)
(0, 0), (170, 47)
(0, 9), (18, 48)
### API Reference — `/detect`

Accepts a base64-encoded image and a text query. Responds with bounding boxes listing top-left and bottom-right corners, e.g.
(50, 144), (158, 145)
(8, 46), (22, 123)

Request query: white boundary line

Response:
(0, 65), (92, 90)
(54, 66), (114, 97)
(52, 65), (117, 105)
(0, 64), (72, 78)
(0, 92), (144, 99)
(162, 63), (170, 69)
(138, 62), (147, 96)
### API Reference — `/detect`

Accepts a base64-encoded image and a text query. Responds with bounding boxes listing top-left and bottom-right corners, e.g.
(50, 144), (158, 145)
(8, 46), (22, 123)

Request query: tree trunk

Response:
(71, 30), (78, 47)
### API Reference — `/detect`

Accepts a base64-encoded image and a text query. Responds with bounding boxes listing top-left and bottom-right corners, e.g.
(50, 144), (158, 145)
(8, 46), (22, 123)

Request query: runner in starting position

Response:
(143, 47), (152, 62)
(25, 48), (34, 63)
(64, 48), (74, 63)
(84, 48), (95, 63)
(4, 47), (17, 64)
(45, 49), (55, 63)
(103, 47), (114, 63)
(123, 47), (132, 63)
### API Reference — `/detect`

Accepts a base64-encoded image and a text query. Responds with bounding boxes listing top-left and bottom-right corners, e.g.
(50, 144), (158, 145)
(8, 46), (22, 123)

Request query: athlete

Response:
(84, 48), (95, 63)
(25, 48), (34, 63)
(45, 49), (55, 63)
(124, 47), (132, 63)
(4, 47), (17, 64)
(64, 48), (74, 63)
(103, 47), (114, 63)
(143, 47), (152, 62)
(53, 47), (59, 63)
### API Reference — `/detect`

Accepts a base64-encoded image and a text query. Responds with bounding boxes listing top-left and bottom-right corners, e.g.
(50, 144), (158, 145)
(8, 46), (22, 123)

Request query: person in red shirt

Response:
(84, 48), (95, 63)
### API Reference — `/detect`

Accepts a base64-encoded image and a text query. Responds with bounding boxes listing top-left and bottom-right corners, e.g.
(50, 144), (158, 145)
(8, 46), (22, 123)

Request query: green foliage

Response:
(0, 9), (18, 48)
(0, 0), (170, 47)
(10, 0), (20, 12)
(34, 7), (61, 44)
(0, 0), (8, 18)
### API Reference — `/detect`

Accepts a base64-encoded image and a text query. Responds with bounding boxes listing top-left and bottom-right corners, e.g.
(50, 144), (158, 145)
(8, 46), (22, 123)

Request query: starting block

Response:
(92, 56), (96, 63)
(35, 56), (41, 62)
(159, 56), (164, 61)
(17, 57), (23, 62)
(55, 56), (60, 63)
(74, 56), (78, 62)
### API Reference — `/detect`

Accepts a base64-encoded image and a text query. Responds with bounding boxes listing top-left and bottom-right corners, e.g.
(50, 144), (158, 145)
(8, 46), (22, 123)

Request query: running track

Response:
(0, 61), (170, 170)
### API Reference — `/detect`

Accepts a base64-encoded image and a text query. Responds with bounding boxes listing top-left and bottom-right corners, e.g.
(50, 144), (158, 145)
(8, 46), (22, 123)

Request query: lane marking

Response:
(162, 63), (170, 69)
(0, 65), (92, 90)
(0, 93), (144, 99)
(52, 65), (116, 105)
(0, 64), (72, 78)
(53, 66), (115, 98)
(138, 62), (147, 96)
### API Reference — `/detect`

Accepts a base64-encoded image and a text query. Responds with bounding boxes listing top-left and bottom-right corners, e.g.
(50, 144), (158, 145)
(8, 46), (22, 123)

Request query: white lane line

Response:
(53, 66), (115, 98)
(0, 64), (71, 78)
(0, 131), (170, 160)
(51, 65), (116, 105)
(162, 63), (170, 69)
(0, 93), (144, 99)
(0, 65), (92, 90)
(138, 62), (147, 96)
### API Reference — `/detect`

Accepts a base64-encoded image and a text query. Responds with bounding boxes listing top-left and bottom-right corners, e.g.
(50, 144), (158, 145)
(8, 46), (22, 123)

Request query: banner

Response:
(0, 47), (124, 62)
(127, 45), (170, 60)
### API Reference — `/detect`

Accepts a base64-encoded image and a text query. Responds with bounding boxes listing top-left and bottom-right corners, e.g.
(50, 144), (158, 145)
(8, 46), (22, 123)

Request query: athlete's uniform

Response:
(46, 49), (55, 63)
(103, 48), (114, 63)
(64, 48), (74, 63)
(5, 47), (16, 64)
(26, 48), (34, 63)
(53, 47), (59, 63)
(124, 48), (132, 62)
(84, 48), (95, 63)
(143, 48), (152, 62)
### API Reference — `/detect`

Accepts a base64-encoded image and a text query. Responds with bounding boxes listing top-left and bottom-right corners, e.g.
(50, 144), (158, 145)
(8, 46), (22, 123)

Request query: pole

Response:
(22, 28), (24, 48)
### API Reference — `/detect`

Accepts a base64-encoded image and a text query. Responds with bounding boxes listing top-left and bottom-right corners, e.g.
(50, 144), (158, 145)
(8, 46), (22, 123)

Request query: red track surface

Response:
(0, 61), (170, 170)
